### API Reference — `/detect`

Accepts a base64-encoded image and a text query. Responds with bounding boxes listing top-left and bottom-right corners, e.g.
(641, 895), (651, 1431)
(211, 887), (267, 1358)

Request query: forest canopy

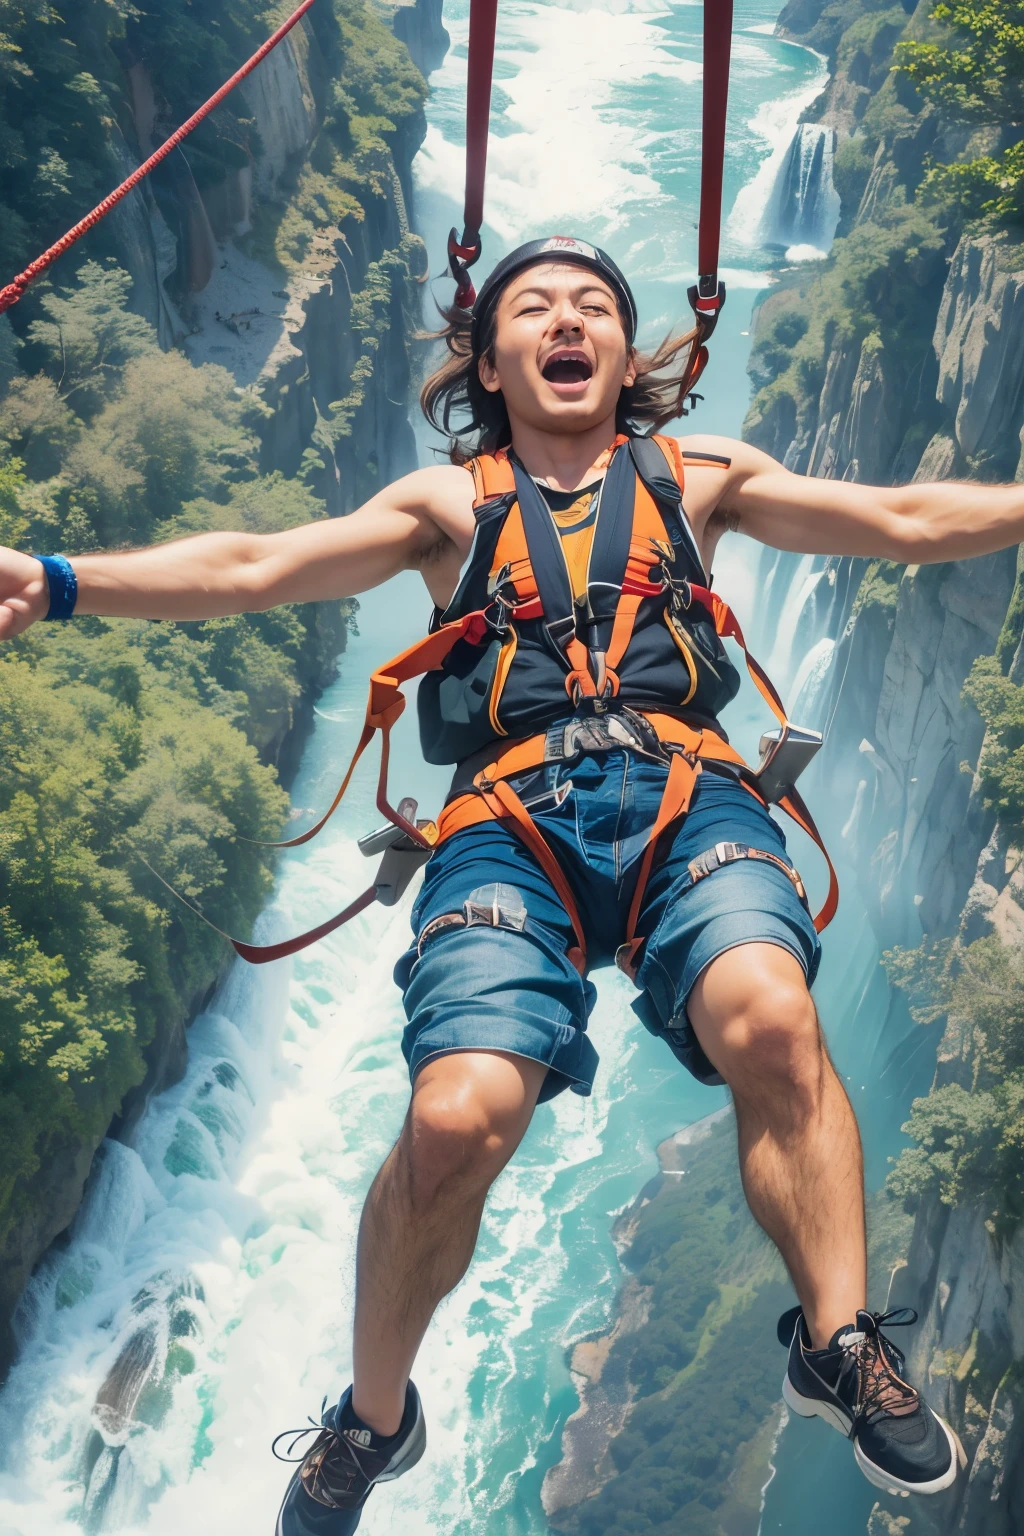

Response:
(0, 260), (352, 1252)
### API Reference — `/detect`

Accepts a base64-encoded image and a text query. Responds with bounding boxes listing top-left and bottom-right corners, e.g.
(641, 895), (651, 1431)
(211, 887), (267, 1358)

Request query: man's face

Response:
(478, 262), (636, 434)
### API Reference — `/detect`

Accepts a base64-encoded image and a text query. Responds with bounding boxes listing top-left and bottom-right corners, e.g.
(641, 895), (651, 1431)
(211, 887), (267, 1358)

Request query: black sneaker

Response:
(273, 1382), (426, 1534)
(778, 1306), (966, 1496)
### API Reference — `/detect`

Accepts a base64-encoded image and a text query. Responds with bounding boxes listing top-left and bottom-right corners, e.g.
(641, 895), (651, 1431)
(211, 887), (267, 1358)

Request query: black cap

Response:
(469, 236), (638, 352)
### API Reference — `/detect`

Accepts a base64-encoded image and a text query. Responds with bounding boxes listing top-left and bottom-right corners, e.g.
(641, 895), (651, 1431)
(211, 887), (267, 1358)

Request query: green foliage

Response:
(885, 936), (1024, 1233)
(852, 558), (903, 616)
(889, 1080), (1024, 1228)
(0, 264), (353, 1248)
(253, 0), (425, 271)
(894, 3), (1024, 126)
(894, 2), (1024, 226)
(0, 0), (426, 300)
(962, 654), (1024, 828)
(744, 201), (946, 445)
(560, 1124), (789, 1536)
(922, 141), (1024, 225)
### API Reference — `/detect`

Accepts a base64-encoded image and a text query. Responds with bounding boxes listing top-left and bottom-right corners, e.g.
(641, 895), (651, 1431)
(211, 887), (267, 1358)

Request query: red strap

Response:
(0, 0), (319, 315)
(139, 853), (378, 967)
(150, 613), (486, 961)
(697, 0), (733, 289)
(449, 0), (499, 306)
(465, 0), (499, 245)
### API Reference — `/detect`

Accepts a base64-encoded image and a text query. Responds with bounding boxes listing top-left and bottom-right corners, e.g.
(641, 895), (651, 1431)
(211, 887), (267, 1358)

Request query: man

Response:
(5, 236), (1007, 1531)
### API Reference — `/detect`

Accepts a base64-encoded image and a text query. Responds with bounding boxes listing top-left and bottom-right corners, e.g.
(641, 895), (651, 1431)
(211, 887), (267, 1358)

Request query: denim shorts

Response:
(393, 750), (821, 1101)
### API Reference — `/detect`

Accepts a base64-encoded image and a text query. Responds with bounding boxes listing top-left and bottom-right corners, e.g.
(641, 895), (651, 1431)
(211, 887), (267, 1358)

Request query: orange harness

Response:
(184, 438), (837, 969)
(220, 586), (837, 972)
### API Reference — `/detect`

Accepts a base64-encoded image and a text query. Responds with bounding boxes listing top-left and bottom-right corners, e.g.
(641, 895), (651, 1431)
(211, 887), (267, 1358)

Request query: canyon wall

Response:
(548, 3), (1024, 1531)
(0, 0), (440, 1376)
(746, 3), (1024, 1529)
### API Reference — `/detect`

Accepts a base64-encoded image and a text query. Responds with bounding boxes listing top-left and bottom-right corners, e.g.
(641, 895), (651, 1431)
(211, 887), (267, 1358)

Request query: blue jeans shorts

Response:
(393, 750), (821, 1102)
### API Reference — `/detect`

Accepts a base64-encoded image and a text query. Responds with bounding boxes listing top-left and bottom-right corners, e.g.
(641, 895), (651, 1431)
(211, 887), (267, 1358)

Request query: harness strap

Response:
(434, 708), (837, 945)
(616, 749), (702, 981)
(776, 784), (839, 934)
(688, 841), (806, 899)
(156, 545), (836, 967)
(169, 614), (487, 963)
(475, 774), (587, 974)
(687, 584), (789, 730)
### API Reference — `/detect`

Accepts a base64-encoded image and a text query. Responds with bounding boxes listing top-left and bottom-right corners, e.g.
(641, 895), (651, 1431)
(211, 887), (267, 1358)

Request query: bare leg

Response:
(351, 1049), (548, 1434)
(688, 943), (866, 1349)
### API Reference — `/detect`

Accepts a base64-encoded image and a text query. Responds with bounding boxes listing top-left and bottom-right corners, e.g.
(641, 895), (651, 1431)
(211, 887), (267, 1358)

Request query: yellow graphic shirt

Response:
(535, 479), (603, 600)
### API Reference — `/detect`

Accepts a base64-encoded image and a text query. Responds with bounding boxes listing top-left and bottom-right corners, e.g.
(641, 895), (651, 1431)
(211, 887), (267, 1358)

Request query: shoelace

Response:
(271, 1398), (333, 1464)
(839, 1308), (920, 1427)
(272, 1399), (364, 1510)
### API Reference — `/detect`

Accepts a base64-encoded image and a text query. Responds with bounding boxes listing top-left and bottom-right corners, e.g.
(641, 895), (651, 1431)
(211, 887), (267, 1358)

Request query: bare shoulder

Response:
(389, 463), (476, 551)
(675, 433), (776, 475)
(671, 434), (785, 561)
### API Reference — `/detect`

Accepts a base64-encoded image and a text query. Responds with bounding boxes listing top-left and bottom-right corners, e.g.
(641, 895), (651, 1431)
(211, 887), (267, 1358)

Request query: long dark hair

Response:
(420, 298), (703, 465)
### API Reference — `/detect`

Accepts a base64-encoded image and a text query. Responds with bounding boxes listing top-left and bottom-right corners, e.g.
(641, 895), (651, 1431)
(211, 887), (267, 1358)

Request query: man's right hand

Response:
(0, 548), (50, 640)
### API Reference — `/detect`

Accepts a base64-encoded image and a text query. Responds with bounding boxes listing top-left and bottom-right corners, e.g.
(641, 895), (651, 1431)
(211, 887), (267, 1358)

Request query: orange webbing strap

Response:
(434, 705), (837, 963)
(478, 777), (587, 974)
(247, 611), (489, 850)
(689, 584), (788, 730)
(469, 449), (516, 502)
(777, 784), (839, 934)
(616, 750), (702, 980)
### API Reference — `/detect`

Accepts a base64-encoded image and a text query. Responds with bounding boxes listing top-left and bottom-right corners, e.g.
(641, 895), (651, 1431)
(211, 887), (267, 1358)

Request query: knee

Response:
(713, 980), (825, 1113)
(403, 1079), (520, 1205)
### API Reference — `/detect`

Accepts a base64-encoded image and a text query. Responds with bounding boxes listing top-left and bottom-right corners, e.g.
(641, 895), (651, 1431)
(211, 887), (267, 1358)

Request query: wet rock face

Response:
(934, 236), (1024, 479)
(243, 27), (320, 197)
(393, 0), (450, 78)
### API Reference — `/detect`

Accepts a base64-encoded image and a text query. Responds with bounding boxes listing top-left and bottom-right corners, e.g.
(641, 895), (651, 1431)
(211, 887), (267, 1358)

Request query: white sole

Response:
(782, 1372), (851, 1436)
(782, 1374), (966, 1496)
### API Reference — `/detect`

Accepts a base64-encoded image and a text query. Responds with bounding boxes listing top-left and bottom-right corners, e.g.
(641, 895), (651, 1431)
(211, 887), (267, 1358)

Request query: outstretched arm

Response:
(0, 465), (472, 641)
(687, 436), (1024, 563)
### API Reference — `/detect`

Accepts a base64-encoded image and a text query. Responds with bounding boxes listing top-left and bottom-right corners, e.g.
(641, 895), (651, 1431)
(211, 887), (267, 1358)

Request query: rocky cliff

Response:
(548, 3), (1024, 1531)
(0, 0), (440, 1377)
(752, 4), (1024, 1532)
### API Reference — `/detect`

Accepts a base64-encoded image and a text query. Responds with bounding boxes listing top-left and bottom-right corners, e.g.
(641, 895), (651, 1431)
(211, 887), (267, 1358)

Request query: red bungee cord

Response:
(691, 0), (733, 334)
(0, 0), (320, 316)
(447, 0), (499, 308)
(447, 0), (732, 340)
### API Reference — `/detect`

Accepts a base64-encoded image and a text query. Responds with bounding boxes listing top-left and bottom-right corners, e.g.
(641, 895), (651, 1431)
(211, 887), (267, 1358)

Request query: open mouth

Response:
(541, 350), (593, 385)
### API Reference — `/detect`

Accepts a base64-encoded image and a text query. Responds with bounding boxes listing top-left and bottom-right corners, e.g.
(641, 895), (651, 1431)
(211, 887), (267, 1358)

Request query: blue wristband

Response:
(35, 554), (78, 621)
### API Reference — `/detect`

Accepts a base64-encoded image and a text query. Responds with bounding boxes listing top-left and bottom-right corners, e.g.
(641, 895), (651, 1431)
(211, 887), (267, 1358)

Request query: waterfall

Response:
(760, 123), (840, 260)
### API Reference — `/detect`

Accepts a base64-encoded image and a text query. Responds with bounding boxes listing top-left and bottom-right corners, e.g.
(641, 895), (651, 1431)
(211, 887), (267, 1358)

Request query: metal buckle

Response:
(519, 781), (573, 814)
(561, 713), (641, 759)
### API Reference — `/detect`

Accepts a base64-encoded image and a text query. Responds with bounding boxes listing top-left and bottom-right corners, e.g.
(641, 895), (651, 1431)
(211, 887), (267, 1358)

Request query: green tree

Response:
(894, 2), (1024, 223)
(0, 260), (354, 1251)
